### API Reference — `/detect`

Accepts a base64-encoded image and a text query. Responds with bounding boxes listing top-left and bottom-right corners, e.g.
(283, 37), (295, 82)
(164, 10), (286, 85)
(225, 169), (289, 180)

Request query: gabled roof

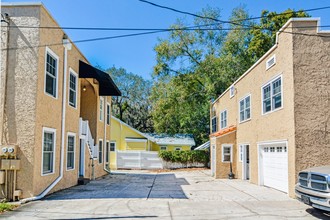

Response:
(111, 116), (195, 146)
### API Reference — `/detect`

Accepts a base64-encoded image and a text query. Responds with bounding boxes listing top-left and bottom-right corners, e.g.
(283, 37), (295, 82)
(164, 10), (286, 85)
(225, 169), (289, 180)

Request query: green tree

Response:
(248, 9), (310, 60)
(106, 67), (154, 132)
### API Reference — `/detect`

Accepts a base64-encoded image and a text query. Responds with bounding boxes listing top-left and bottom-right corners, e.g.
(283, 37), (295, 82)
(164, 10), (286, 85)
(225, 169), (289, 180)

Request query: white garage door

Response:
(260, 144), (288, 193)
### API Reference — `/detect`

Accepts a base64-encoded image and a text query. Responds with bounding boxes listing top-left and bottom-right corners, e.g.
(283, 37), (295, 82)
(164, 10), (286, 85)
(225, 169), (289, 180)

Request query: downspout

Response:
(0, 13), (10, 145)
(21, 35), (72, 203)
(103, 97), (110, 173)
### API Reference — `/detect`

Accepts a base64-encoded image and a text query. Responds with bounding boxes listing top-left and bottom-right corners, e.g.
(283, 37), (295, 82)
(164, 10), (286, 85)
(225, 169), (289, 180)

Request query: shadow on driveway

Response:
(44, 172), (189, 200)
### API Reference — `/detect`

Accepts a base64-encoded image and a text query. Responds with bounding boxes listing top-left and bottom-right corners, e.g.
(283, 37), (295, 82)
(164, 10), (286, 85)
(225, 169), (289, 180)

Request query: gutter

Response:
(21, 36), (72, 203)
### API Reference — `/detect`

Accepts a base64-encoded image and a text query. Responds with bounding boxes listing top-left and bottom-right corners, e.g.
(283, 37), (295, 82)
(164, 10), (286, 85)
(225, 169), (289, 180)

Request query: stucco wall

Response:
(292, 21), (330, 177)
(214, 132), (237, 179)
(210, 21), (297, 196)
(1, 5), (41, 199)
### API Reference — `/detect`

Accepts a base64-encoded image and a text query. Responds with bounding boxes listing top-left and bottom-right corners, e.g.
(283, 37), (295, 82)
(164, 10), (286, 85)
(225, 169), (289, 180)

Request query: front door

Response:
(242, 144), (250, 180)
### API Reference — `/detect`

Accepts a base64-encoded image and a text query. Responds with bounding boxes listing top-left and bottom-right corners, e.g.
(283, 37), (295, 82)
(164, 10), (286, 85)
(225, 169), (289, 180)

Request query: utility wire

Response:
(3, 26), (330, 51)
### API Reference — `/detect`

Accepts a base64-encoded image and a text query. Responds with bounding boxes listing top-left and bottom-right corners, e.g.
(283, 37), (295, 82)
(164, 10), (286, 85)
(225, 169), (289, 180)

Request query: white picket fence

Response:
(116, 150), (163, 170)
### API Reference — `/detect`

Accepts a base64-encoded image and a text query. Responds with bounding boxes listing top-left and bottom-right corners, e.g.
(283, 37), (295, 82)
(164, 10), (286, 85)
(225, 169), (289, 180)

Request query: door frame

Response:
(241, 144), (250, 180)
(211, 145), (216, 176)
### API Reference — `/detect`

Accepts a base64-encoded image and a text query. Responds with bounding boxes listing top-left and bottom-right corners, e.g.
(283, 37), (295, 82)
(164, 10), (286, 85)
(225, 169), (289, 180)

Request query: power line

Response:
(3, 26), (330, 51)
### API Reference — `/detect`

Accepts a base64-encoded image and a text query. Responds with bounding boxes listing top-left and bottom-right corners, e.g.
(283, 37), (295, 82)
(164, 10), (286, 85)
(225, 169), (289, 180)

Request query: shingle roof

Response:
(144, 133), (195, 146)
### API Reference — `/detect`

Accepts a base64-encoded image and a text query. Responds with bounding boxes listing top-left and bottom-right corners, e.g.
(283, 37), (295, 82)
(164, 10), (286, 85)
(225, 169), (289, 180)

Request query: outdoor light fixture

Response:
(83, 86), (87, 92)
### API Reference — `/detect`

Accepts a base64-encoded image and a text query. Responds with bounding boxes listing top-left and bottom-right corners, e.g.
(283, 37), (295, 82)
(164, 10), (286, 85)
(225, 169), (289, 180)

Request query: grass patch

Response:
(0, 202), (16, 213)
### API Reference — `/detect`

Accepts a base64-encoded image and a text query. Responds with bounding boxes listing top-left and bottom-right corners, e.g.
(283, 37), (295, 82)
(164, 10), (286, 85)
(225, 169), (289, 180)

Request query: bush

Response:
(159, 150), (210, 167)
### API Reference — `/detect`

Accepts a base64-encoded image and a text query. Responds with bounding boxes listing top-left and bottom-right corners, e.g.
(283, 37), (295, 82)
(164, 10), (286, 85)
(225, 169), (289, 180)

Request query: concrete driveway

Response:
(2, 169), (329, 219)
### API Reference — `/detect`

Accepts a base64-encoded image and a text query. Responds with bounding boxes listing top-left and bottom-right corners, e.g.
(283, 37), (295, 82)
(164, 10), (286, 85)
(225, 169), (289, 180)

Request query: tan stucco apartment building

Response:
(210, 18), (330, 197)
(0, 3), (121, 201)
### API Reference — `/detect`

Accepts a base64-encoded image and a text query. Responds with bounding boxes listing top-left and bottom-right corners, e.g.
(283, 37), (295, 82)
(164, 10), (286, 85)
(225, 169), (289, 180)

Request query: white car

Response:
(295, 166), (330, 212)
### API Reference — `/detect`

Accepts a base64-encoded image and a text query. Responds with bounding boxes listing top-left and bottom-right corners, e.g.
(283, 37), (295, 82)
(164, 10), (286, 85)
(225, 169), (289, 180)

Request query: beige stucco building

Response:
(210, 18), (330, 197)
(0, 3), (121, 201)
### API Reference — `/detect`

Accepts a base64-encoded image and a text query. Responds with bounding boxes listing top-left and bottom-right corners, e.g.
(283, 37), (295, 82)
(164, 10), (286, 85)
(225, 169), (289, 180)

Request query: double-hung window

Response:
(211, 117), (217, 133)
(220, 110), (227, 129)
(99, 97), (104, 121)
(67, 134), (75, 170)
(45, 48), (58, 98)
(160, 146), (167, 151)
(69, 71), (77, 108)
(222, 145), (232, 162)
(262, 76), (282, 114)
(42, 128), (56, 175)
(98, 140), (103, 163)
(239, 95), (251, 122)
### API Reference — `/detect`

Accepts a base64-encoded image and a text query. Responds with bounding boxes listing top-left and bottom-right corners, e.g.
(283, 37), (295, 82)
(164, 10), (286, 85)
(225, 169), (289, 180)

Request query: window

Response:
(239, 95), (251, 122)
(45, 48), (58, 98)
(175, 147), (182, 151)
(262, 76), (282, 114)
(220, 110), (227, 129)
(99, 97), (104, 121)
(266, 54), (276, 70)
(67, 134), (75, 170)
(211, 116), (217, 133)
(69, 71), (77, 108)
(106, 103), (111, 125)
(42, 128), (56, 175)
(98, 140), (103, 163)
(239, 145), (243, 162)
(222, 145), (232, 162)
(230, 85), (235, 98)
(160, 146), (167, 151)
(110, 142), (116, 151)
(106, 141), (110, 163)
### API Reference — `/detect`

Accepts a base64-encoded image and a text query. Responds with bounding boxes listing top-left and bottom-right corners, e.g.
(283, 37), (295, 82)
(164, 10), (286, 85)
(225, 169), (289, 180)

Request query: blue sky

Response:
(3, 0), (330, 79)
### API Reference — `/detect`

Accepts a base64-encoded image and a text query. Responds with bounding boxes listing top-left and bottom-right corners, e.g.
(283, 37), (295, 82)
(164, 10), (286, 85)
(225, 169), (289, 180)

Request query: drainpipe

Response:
(0, 13), (10, 145)
(103, 97), (110, 174)
(21, 35), (72, 203)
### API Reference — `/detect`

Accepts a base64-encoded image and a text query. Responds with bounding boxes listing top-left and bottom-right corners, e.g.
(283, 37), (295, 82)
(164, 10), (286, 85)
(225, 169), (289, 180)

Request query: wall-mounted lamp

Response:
(83, 86), (87, 92)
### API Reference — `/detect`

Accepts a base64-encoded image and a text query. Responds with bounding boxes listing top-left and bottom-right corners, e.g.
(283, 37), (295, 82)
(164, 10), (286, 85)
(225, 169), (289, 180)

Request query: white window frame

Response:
(221, 144), (232, 163)
(106, 103), (111, 125)
(68, 68), (78, 109)
(175, 147), (182, 151)
(239, 94), (251, 123)
(261, 75), (283, 115)
(266, 54), (276, 70)
(98, 139), (103, 163)
(230, 85), (235, 98)
(220, 110), (227, 129)
(239, 145), (243, 162)
(66, 132), (76, 171)
(99, 97), (104, 121)
(110, 141), (116, 152)
(44, 47), (59, 99)
(41, 127), (56, 176)
(160, 146), (167, 151)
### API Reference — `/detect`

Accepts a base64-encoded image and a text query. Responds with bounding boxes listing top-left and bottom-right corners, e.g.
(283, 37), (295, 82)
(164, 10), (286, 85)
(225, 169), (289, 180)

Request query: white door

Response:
(260, 144), (288, 193)
(211, 145), (216, 176)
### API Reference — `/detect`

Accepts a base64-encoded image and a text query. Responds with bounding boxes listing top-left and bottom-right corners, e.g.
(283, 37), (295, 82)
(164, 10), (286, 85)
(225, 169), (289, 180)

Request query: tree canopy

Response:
(151, 7), (309, 146)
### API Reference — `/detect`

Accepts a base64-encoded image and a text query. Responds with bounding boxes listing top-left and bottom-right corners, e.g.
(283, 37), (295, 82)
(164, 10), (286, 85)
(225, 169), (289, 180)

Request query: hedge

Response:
(159, 150), (209, 167)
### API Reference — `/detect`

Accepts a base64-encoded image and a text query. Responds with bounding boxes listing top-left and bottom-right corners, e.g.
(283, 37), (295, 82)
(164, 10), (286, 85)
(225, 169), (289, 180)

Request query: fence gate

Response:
(116, 151), (163, 170)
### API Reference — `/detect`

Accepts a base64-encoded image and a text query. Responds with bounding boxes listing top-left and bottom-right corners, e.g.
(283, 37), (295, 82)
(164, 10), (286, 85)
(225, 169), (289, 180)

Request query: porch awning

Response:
(79, 60), (121, 96)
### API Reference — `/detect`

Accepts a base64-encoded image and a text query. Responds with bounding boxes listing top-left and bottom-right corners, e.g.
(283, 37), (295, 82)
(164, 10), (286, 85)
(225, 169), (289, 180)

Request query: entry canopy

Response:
(79, 60), (121, 96)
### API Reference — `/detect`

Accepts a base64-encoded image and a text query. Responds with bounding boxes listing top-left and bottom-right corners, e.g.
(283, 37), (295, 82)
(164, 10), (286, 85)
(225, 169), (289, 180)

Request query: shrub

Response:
(159, 150), (210, 167)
